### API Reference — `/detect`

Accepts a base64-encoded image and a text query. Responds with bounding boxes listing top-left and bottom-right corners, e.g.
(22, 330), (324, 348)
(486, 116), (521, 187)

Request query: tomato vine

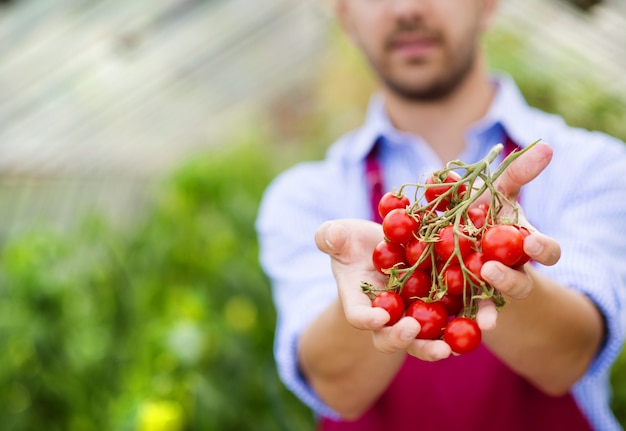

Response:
(363, 140), (541, 354)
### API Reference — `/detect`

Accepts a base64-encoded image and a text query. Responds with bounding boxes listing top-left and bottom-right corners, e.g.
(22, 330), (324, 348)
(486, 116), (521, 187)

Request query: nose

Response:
(389, 0), (430, 24)
(390, 0), (429, 16)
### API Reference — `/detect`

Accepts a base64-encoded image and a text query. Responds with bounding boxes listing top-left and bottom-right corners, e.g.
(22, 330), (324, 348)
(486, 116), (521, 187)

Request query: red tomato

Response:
(439, 294), (464, 316)
(382, 208), (421, 245)
(466, 205), (489, 230)
(464, 251), (487, 283)
(514, 226), (531, 266)
(424, 171), (467, 212)
(400, 269), (432, 307)
(434, 224), (474, 262)
(372, 240), (407, 274)
(443, 317), (482, 354)
(378, 191), (411, 219)
(481, 224), (525, 267)
(405, 238), (432, 270)
(372, 291), (405, 326)
(440, 263), (465, 296)
(406, 299), (448, 340)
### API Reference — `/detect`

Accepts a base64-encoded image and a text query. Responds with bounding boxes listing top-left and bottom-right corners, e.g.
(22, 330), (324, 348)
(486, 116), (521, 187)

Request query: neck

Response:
(382, 55), (495, 164)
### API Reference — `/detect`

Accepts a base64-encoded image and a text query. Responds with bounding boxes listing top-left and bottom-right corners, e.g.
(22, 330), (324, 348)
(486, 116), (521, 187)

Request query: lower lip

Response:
(393, 41), (436, 59)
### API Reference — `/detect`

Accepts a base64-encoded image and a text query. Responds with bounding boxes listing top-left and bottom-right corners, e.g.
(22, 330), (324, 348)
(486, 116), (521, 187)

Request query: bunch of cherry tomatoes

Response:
(363, 143), (534, 354)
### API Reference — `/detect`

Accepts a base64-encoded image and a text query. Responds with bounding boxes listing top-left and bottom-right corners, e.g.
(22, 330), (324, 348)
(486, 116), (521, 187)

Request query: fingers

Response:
(340, 278), (391, 332)
(494, 142), (553, 200)
(523, 231), (560, 266)
(315, 221), (349, 257)
(471, 142), (553, 215)
(476, 299), (498, 331)
(407, 339), (452, 361)
(315, 219), (382, 264)
(371, 317), (452, 361)
(315, 220), (388, 327)
(345, 302), (391, 331)
(371, 317), (420, 353)
(481, 260), (533, 300)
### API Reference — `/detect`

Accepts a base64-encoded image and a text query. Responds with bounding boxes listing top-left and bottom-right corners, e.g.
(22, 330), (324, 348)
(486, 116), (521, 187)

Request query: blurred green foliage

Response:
(0, 19), (625, 431)
(0, 130), (315, 430)
(485, 29), (626, 143)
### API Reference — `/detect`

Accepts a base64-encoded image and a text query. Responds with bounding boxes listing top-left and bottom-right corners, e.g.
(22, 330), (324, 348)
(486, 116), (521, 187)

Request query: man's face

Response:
(337, 0), (494, 101)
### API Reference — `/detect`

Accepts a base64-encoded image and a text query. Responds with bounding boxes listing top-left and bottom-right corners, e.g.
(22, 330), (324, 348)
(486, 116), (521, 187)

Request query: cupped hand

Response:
(314, 219), (396, 331)
(313, 142), (561, 359)
(315, 219), (452, 360)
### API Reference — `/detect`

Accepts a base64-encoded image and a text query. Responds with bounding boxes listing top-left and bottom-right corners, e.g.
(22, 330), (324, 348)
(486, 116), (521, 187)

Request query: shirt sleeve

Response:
(256, 161), (357, 418)
(522, 132), (626, 431)
(526, 131), (626, 377)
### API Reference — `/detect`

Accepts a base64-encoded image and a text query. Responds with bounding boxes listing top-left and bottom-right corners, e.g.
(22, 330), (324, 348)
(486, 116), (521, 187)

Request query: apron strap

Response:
(365, 141), (384, 224)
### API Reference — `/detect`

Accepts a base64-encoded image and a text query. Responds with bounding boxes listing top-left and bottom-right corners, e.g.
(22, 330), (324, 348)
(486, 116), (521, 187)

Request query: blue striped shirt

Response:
(256, 75), (626, 430)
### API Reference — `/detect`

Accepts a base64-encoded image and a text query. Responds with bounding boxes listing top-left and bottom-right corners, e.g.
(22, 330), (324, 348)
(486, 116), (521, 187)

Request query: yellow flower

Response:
(136, 400), (184, 431)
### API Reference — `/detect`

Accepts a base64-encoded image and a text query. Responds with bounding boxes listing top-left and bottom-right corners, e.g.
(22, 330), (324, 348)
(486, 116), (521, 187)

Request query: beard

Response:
(381, 52), (477, 102)
(365, 22), (479, 102)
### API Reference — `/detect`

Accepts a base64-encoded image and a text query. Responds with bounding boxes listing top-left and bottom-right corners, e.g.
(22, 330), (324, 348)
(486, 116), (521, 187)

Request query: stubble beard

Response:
(381, 51), (476, 102)
(369, 26), (479, 102)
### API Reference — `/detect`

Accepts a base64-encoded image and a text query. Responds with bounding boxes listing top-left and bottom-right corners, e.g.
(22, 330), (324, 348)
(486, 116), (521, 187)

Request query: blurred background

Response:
(0, 0), (625, 430)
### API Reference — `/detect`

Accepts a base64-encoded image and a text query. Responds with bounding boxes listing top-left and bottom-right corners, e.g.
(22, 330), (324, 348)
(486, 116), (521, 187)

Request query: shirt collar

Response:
(338, 94), (388, 163)
(338, 94), (424, 163)
(478, 73), (542, 148)
(333, 74), (537, 163)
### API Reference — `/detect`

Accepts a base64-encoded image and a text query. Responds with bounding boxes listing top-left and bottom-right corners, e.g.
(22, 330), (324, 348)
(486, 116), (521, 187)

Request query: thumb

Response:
(315, 219), (383, 265)
(315, 221), (349, 257)
(316, 219), (392, 330)
(494, 141), (553, 199)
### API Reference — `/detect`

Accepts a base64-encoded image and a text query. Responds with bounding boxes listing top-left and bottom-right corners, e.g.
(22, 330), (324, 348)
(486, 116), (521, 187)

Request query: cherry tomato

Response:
(434, 224), (474, 262)
(424, 171), (468, 212)
(439, 262), (465, 296)
(382, 208), (421, 245)
(372, 240), (407, 274)
(438, 294), (464, 316)
(481, 224), (525, 267)
(378, 191), (411, 219)
(466, 204), (489, 230)
(514, 226), (531, 266)
(443, 317), (482, 354)
(464, 251), (487, 283)
(400, 269), (432, 307)
(372, 291), (405, 326)
(405, 238), (432, 270)
(406, 299), (448, 340)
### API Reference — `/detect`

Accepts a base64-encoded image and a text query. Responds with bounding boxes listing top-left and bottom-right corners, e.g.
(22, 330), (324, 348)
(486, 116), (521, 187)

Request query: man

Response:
(256, 0), (626, 429)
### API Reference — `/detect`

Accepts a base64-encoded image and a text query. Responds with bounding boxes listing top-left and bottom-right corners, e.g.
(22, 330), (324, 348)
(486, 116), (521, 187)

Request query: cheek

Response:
(352, 29), (387, 67)
(346, 10), (390, 52)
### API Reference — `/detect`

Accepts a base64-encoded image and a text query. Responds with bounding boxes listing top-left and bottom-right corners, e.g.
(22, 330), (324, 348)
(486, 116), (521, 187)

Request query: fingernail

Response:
(324, 223), (342, 250)
(525, 235), (543, 255)
(483, 264), (504, 283)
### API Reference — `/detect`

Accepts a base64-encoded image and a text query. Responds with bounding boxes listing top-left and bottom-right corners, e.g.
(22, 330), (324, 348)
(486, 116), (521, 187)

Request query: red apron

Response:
(320, 346), (592, 430)
(319, 138), (593, 430)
